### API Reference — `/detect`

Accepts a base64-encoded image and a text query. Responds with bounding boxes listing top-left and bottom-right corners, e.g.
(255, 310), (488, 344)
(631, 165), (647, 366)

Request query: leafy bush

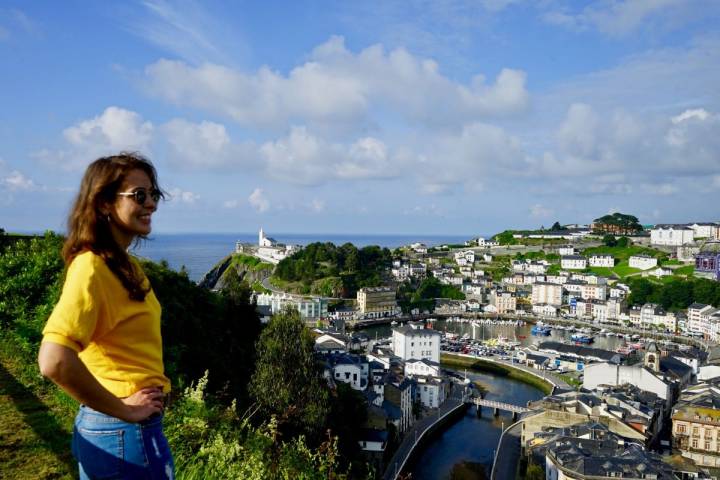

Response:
(165, 371), (348, 480)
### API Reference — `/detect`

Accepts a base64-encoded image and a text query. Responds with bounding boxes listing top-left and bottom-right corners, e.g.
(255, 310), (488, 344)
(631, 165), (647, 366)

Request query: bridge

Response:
(471, 397), (530, 420)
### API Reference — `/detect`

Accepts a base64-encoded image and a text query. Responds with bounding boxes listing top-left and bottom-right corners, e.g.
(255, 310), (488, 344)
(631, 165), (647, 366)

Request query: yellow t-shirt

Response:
(42, 251), (170, 397)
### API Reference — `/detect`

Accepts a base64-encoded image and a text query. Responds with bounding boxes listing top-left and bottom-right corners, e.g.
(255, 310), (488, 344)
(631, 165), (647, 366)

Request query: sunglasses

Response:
(117, 188), (163, 205)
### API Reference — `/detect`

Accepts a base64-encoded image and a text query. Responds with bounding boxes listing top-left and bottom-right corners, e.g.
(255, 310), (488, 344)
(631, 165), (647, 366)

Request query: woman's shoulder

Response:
(68, 250), (110, 275)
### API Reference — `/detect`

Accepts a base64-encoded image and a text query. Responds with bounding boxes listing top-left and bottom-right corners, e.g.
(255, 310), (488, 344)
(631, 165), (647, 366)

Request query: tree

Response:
(602, 234), (618, 247)
(616, 236), (630, 248)
(250, 306), (330, 440)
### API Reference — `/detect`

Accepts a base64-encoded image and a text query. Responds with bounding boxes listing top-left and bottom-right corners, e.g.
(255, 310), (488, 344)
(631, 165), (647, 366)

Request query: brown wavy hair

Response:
(62, 152), (163, 301)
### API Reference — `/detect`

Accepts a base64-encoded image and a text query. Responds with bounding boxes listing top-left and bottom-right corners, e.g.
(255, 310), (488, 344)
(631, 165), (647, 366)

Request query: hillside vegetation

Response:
(273, 242), (392, 297)
(0, 234), (366, 479)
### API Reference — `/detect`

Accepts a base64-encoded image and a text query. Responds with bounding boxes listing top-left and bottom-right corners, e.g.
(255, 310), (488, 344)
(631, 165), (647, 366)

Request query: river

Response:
(363, 320), (630, 479)
(408, 368), (544, 479)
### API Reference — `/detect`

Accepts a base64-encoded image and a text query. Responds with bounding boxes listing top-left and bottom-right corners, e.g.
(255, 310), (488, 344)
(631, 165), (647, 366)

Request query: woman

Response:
(38, 153), (174, 479)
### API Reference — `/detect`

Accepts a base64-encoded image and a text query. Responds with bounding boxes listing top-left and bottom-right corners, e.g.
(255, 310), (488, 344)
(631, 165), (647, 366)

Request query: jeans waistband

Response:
(78, 405), (164, 427)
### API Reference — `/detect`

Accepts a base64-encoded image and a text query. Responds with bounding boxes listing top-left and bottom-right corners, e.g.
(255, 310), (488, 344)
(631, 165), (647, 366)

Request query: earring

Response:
(106, 214), (111, 223)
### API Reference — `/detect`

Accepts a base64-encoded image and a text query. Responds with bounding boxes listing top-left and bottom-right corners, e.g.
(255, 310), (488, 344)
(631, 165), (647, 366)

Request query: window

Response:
(693, 439), (698, 449)
(707, 442), (712, 450)
(678, 424), (686, 433)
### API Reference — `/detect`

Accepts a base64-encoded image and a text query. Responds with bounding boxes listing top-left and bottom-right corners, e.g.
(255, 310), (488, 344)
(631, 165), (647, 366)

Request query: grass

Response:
(440, 353), (553, 395)
(558, 374), (583, 390)
(0, 336), (77, 479)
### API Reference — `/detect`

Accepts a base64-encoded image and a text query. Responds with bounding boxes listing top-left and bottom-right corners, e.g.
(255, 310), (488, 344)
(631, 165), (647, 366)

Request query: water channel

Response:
(360, 320), (635, 478)
(408, 368), (543, 479)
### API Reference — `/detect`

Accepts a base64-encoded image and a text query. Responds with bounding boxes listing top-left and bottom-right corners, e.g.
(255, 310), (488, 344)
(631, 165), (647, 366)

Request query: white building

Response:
(561, 255), (587, 270)
(328, 355), (368, 391)
(255, 292), (328, 319)
(651, 225), (695, 246)
(588, 254), (614, 268)
(629, 255), (658, 270)
(557, 245), (576, 256)
(454, 250), (475, 266)
(532, 303), (559, 317)
(476, 237), (499, 247)
(640, 303), (677, 332)
(410, 243), (428, 254)
(689, 223), (720, 240)
(532, 282), (563, 307)
(490, 290), (517, 314)
(392, 323), (441, 362)
(414, 376), (446, 409)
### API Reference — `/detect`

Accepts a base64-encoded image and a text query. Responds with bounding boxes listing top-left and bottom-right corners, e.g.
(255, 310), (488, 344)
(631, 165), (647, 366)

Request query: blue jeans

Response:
(72, 405), (175, 480)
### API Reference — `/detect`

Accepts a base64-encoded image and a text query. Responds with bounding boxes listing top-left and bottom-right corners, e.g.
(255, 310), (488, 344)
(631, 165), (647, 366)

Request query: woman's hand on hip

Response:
(121, 387), (164, 422)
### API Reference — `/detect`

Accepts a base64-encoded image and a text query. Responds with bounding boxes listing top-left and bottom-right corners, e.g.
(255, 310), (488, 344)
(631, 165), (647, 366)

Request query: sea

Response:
(130, 232), (480, 282)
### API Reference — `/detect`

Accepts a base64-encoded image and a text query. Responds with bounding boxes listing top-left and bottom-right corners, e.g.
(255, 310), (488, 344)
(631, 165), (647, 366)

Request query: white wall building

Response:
(689, 223), (720, 239)
(532, 282), (563, 307)
(651, 225), (695, 246)
(629, 255), (658, 270)
(557, 245), (576, 256)
(561, 255), (587, 270)
(392, 323), (441, 362)
(255, 292), (328, 319)
(583, 362), (672, 402)
(588, 254), (614, 268)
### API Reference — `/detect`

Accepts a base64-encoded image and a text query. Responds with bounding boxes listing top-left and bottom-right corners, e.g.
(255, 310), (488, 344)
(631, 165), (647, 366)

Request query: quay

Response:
(382, 391), (468, 480)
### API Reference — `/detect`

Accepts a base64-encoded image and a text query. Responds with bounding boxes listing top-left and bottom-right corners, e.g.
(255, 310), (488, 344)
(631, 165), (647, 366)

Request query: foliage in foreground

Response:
(0, 234), (354, 479)
(166, 372), (347, 480)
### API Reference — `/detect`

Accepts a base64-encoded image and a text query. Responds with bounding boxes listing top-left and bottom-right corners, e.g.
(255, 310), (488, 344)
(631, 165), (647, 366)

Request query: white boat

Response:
(606, 332), (616, 337)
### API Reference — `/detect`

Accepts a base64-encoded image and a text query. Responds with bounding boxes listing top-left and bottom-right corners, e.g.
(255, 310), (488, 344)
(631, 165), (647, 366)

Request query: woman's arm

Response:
(38, 341), (164, 423)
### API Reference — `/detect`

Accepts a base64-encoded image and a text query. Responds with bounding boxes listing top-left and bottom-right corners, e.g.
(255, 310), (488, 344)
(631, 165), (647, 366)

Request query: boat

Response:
(571, 333), (594, 344)
(631, 334), (640, 341)
(390, 320), (398, 326)
(531, 325), (552, 336)
(606, 331), (616, 337)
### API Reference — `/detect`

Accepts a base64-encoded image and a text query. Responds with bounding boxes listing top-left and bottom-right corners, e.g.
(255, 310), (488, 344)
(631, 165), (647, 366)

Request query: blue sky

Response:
(1, 1), (720, 235)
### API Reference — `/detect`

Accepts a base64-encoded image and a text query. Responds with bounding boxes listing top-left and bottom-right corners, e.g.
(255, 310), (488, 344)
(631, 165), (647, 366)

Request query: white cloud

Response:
(41, 107), (154, 170)
(143, 36), (529, 130)
(530, 204), (553, 218)
(259, 126), (401, 185)
(541, 0), (717, 37)
(671, 108), (710, 124)
(223, 199), (240, 209)
(161, 118), (256, 169)
(1, 170), (36, 191)
(64, 106), (153, 151)
(166, 187), (200, 204)
(128, 0), (246, 65)
(248, 188), (270, 213)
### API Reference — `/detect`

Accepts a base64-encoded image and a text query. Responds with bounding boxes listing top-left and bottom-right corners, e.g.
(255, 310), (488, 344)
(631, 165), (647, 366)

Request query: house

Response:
(588, 254), (614, 268)
(531, 282), (563, 307)
(629, 254), (658, 270)
(651, 224), (695, 246)
(532, 303), (559, 317)
(323, 353), (369, 391)
(489, 290), (517, 314)
(357, 287), (399, 318)
(640, 303), (677, 332)
(688, 222), (720, 240)
(530, 424), (676, 480)
(384, 375), (414, 433)
(672, 380), (720, 467)
(255, 292), (328, 319)
(413, 375), (447, 409)
(410, 242), (428, 254)
(557, 245), (576, 256)
(392, 323), (441, 362)
(583, 343), (692, 408)
(561, 255), (587, 270)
